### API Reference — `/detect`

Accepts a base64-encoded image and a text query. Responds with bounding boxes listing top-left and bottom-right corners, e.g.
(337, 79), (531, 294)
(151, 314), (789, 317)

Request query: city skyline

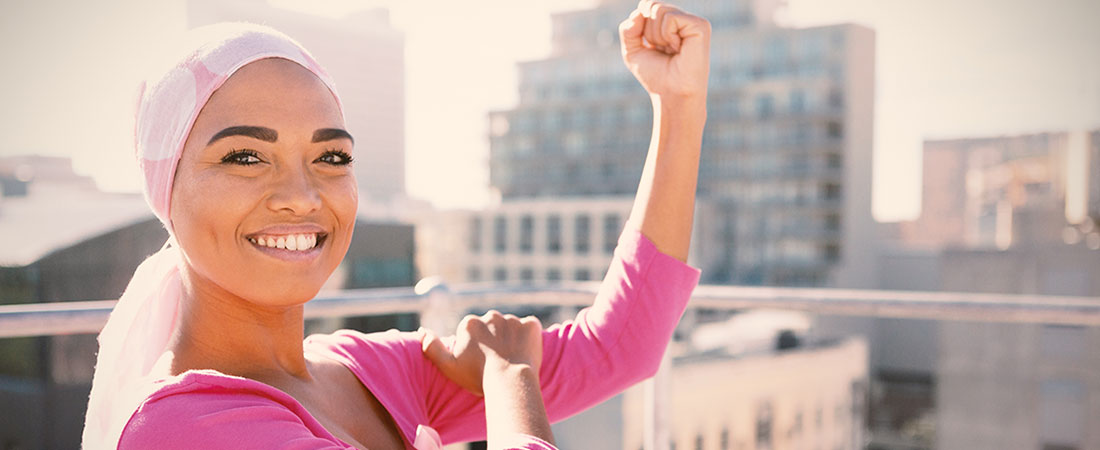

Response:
(1, 0), (1097, 221)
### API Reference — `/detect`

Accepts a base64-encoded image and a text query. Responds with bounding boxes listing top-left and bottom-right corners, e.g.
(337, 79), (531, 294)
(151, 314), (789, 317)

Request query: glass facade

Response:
(488, 0), (872, 287)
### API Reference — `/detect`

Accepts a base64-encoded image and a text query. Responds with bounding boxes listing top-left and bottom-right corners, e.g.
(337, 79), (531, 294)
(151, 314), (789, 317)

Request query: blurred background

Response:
(1, 0), (1099, 449)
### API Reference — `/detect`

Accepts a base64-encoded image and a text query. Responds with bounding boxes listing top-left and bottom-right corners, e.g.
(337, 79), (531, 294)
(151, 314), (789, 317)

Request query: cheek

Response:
(325, 176), (358, 225)
(171, 171), (258, 249)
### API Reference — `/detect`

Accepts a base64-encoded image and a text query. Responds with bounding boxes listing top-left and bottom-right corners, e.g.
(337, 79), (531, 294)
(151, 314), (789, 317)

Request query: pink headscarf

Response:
(82, 23), (343, 449)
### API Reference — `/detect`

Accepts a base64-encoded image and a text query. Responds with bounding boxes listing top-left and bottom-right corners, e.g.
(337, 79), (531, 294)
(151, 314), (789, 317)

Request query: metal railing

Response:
(4, 283), (1099, 339)
(2, 283), (1099, 450)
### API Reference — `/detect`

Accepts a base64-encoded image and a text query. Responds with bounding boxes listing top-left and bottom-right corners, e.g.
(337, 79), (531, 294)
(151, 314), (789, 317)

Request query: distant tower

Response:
(188, 0), (406, 204)
(488, 0), (876, 287)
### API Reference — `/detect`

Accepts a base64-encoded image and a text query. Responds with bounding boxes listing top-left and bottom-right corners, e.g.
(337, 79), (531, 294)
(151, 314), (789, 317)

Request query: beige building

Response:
(622, 338), (869, 450)
(416, 196), (722, 285)
(899, 131), (1092, 250)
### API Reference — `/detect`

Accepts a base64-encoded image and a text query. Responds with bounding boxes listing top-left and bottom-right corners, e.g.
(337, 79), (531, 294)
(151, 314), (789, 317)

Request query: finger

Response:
(643, 2), (669, 49)
(661, 9), (683, 53)
(420, 329), (455, 371)
(519, 315), (542, 329)
(619, 8), (646, 56)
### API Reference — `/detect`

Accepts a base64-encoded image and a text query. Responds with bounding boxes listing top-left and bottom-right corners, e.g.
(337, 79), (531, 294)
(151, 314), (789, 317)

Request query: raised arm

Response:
(415, 3), (708, 444)
(622, 0), (711, 262)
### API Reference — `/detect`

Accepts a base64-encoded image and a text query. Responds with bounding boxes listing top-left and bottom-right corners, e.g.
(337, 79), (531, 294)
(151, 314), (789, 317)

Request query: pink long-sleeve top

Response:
(118, 229), (701, 449)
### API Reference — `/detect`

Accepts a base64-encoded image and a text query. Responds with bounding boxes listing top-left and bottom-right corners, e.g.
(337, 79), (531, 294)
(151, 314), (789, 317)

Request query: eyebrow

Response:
(207, 126), (278, 145)
(312, 128), (354, 144)
(206, 126), (354, 146)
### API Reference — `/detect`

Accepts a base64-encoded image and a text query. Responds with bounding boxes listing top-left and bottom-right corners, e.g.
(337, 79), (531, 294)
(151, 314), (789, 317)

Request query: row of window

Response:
(500, 93), (843, 140)
(469, 213), (623, 256)
(467, 266), (603, 283)
(655, 399), (853, 450)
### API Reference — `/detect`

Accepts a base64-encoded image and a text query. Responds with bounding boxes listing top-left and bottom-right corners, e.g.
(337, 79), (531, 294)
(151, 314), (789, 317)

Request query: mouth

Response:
(246, 232), (328, 253)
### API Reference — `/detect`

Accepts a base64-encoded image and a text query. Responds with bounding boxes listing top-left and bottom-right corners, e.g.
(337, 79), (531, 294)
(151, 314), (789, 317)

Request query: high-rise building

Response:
(488, 0), (876, 287)
(188, 0), (407, 204)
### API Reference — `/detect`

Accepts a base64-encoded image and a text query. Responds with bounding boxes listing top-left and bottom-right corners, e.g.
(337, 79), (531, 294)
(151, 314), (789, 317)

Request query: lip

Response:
(244, 223), (329, 263)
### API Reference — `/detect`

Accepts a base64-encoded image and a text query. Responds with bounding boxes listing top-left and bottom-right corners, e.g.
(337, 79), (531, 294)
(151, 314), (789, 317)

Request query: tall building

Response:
(188, 0), (407, 204)
(488, 0), (876, 287)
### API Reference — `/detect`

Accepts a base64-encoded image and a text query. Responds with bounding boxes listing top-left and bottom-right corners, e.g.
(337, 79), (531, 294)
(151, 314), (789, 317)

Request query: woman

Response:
(82, 1), (709, 449)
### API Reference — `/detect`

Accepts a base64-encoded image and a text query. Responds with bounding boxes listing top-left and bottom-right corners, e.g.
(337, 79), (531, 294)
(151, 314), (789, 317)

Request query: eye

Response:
(221, 149), (262, 166)
(318, 149), (353, 166)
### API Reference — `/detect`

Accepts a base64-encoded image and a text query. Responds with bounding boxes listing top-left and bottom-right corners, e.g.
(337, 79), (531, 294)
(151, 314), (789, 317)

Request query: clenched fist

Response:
(620, 1), (711, 99)
(421, 310), (544, 396)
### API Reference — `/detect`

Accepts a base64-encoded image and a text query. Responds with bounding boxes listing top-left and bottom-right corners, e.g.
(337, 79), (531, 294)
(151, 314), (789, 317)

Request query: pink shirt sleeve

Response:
(422, 228), (701, 443)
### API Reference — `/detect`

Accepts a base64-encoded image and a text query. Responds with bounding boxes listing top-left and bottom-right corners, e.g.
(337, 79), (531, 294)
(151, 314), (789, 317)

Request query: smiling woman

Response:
(83, 2), (707, 449)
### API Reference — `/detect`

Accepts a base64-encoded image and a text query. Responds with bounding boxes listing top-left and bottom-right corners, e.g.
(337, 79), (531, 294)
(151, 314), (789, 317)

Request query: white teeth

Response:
(251, 233), (320, 251)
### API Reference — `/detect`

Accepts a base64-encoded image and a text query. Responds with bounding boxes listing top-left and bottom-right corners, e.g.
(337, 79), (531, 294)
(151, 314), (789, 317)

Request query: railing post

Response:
(644, 345), (671, 450)
(415, 276), (461, 335)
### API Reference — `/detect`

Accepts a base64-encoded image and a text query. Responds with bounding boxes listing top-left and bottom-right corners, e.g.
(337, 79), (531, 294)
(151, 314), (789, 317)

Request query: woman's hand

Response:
(422, 310), (544, 396)
(620, 0), (711, 99)
(422, 312), (555, 447)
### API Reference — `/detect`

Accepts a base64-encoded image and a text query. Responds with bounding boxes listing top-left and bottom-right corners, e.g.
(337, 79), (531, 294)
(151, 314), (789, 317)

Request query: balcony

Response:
(2, 283), (1098, 450)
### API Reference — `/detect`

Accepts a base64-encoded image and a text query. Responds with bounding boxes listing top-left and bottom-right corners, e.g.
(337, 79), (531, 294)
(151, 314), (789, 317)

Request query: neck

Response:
(168, 266), (313, 383)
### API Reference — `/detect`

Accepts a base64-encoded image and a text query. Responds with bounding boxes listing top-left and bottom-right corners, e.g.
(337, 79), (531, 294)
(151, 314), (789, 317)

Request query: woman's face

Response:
(170, 58), (357, 307)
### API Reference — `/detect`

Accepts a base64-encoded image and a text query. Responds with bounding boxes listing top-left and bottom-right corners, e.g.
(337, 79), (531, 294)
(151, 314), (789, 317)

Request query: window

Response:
(603, 213), (621, 254)
(469, 217), (482, 252)
(519, 267), (534, 282)
(756, 401), (773, 448)
(519, 215), (534, 253)
(493, 267), (508, 282)
(574, 268), (591, 281)
(575, 214), (591, 254)
(826, 121), (843, 139)
(467, 267), (481, 282)
(546, 268), (561, 282)
(756, 94), (774, 119)
(789, 90), (805, 113)
(494, 216), (507, 253)
(547, 215), (562, 253)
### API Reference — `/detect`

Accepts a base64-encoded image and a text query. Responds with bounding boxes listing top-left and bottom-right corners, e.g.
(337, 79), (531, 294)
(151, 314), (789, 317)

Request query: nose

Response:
(266, 162), (322, 216)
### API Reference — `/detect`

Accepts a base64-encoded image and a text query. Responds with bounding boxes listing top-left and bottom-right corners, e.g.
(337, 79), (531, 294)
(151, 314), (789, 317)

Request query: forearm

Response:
(482, 363), (555, 449)
(628, 93), (706, 262)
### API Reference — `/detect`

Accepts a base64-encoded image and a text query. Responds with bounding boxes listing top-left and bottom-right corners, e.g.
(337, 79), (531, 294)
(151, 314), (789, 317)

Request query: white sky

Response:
(1, 0), (1097, 222)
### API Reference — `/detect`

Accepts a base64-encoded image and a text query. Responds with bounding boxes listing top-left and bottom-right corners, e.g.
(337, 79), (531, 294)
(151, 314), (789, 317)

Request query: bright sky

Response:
(1, 0), (1097, 222)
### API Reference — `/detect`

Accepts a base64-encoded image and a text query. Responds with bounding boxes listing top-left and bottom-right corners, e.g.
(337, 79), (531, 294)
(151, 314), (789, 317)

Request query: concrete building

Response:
(899, 132), (1076, 250)
(621, 337), (868, 450)
(188, 0), (407, 204)
(488, 0), (876, 288)
(416, 196), (722, 285)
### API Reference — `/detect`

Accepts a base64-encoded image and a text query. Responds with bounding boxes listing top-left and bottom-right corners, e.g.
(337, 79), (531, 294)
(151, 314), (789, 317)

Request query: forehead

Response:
(192, 58), (344, 135)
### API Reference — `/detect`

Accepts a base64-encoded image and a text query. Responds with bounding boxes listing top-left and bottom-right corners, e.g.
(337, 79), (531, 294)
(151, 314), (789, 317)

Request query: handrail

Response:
(2, 283), (1098, 339)
(2, 282), (1097, 450)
